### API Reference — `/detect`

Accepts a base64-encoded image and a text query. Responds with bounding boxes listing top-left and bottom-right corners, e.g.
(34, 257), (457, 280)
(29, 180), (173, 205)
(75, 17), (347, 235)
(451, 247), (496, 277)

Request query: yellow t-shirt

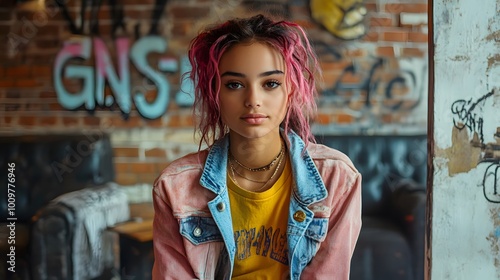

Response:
(228, 159), (292, 280)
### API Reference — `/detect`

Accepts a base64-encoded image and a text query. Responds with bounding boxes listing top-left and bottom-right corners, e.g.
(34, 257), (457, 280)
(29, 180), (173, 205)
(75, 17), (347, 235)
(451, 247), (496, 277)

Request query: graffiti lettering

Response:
(481, 160), (500, 203)
(55, 0), (168, 37)
(53, 36), (194, 119)
(451, 90), (495, 145)
(321, 57), (421, 110)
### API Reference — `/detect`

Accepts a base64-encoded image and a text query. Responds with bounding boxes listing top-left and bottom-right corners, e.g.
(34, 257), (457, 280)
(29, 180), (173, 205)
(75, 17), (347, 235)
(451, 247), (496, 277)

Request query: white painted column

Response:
(429, 0), (500, 279)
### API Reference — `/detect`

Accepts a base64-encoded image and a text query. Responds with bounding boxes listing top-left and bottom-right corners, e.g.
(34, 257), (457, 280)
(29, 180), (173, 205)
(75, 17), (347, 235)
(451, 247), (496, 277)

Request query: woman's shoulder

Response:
(154, 150), (208, 184)
(306, 142), (358, 174)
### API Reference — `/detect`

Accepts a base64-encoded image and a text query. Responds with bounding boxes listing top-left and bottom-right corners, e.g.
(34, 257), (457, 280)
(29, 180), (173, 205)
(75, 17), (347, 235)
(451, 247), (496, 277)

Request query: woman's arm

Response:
(300, 172), (362, 280)
(152, 184), (198, 280)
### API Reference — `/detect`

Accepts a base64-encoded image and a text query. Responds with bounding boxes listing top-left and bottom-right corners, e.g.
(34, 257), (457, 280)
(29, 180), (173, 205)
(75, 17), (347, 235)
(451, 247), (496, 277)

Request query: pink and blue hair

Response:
(187, 14), (320, 148)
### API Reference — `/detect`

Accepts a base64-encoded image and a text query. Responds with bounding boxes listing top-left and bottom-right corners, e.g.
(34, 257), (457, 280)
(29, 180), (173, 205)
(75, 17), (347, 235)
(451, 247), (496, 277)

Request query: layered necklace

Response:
(228, 142), (286, 192)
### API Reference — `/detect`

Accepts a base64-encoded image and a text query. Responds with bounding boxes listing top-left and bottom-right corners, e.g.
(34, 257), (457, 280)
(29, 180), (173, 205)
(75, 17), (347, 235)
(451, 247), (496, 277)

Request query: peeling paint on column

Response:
(487, 54), (500, 71)
(486, 208), (500, 273)
(435, 128), (481, 175)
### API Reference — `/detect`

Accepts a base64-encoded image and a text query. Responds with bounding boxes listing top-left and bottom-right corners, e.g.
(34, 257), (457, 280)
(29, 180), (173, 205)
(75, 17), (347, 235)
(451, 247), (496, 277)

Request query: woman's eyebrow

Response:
(259, 70), (284, 77)
(220, 70), (284, 78)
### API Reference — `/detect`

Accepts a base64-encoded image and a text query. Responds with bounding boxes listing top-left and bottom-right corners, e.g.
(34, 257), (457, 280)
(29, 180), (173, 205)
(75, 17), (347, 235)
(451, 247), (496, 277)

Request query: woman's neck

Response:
(228, 132), (283, 170)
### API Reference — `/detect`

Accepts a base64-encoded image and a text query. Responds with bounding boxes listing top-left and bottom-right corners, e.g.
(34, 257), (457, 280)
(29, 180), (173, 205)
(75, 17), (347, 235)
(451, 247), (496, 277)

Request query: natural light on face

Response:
(218, 42), (288, 141)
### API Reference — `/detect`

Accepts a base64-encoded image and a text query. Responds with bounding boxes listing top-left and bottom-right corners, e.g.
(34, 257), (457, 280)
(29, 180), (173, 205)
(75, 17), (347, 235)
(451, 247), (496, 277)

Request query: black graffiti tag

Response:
(451, 89), (495, 145)
(481, 160), (500, 203)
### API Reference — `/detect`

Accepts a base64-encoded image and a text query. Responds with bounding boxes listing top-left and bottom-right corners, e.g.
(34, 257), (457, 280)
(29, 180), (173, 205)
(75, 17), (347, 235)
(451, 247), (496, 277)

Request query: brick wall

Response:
(0, 0), (428, 187)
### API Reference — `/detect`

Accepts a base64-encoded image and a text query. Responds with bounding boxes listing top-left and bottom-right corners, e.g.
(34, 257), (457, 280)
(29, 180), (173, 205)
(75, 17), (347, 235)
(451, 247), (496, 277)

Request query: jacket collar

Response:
(199, 131), (327, 205)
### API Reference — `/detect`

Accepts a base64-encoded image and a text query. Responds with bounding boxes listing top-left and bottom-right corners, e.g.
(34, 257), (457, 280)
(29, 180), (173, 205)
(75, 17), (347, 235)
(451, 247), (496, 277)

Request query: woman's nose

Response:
(244, 86), (262, 108)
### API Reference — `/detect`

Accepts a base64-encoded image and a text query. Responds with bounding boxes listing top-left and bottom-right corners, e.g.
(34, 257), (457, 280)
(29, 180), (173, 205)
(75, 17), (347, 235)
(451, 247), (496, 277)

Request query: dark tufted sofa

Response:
(316, 134), (427, 280)
(0, 133), (129, 280)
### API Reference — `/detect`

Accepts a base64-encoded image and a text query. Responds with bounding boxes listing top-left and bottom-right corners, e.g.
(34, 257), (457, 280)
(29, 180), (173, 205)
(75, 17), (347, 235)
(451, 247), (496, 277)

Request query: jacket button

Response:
(293, 211), (306, 222)
(216, 202), (226, 212)
(193, 227), (203, 237)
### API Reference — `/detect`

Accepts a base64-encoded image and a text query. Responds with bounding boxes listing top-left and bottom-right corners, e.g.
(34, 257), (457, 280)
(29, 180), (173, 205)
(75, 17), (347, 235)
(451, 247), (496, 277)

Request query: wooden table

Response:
(109, 203), (154, 279)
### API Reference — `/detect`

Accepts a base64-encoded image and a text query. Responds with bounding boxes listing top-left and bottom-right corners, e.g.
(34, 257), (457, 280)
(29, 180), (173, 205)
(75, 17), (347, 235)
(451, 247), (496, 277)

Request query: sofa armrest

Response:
(389, 179), (426, 280)
(31, 182), (130, 280)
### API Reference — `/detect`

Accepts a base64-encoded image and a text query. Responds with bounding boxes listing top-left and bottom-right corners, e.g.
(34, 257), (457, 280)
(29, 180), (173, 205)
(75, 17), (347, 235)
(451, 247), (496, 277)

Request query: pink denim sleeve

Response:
(152, 182), (198, 280)
(300, 172), (362, 280)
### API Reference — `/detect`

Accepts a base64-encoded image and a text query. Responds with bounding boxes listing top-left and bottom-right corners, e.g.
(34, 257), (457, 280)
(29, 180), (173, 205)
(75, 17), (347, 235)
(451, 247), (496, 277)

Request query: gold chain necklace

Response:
(229, 150), (285, 192)
(229, 160), (268, 183)
(229, 143), (284, 172)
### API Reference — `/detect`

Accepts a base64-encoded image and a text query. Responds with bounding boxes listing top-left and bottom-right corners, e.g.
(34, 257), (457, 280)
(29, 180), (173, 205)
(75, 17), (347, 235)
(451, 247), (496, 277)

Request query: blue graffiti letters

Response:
(54, 35), (194, 119)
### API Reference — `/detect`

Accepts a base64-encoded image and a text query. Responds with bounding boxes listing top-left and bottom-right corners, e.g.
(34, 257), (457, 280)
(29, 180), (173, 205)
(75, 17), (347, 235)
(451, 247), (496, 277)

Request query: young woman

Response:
(152, 14), (361, 280)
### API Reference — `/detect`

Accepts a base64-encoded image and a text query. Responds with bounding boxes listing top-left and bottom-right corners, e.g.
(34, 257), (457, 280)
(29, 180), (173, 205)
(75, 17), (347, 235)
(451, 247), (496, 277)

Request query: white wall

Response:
(430, 0), (500, 279)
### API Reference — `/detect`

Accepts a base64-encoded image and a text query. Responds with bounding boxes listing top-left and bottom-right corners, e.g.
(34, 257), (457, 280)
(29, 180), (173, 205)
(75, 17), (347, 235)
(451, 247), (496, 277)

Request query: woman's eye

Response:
(264, 80), (282, 89)
(225, 82), (243, 90)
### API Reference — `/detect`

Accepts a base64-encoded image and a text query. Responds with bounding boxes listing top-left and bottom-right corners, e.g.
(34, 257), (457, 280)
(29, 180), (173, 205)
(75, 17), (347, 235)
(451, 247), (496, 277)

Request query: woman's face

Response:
(218, 42), (288, 141)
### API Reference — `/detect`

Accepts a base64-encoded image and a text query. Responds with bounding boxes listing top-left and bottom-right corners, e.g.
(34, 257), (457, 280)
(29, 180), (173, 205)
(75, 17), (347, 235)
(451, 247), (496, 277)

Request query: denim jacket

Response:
(152, 131), (361, 280)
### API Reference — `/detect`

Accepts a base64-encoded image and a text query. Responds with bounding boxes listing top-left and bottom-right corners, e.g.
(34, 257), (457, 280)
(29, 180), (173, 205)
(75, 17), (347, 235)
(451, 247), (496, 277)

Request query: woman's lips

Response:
(241, 114), (267, 124)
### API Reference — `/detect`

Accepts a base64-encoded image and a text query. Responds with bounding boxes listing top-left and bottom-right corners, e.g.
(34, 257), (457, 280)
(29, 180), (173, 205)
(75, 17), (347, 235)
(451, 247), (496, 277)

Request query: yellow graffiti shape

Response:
(310, 0), (367, 40)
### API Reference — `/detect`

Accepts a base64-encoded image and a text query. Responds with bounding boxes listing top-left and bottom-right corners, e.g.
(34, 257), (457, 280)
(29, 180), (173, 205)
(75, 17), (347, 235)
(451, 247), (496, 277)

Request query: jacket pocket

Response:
(180, 216), (224, 245)
(304, 217), (328, 242)
(295, 218), (329, 270)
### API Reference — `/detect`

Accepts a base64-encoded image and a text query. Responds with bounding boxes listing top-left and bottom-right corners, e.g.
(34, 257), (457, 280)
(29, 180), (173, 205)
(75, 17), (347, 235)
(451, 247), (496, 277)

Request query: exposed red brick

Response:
(370, 17), (393, 27)
(131, 162), (156, 173)
(49, 103), (66, 111)
(345, 49), (366, 57)
(320, 71), (343, 87)
(385, 4), (428, 14)
(293, 19), (317, 30)
(167, 114), (182, 127)
(315, 113), (330, 125)
(338, 72), (362, 84)
(15, 79), (39, 87)
(95, 6), (112, 20)
(155, 162), (170, 173)
(3, 116), (13, 125)
(39, 116), (58, 126)
(92, 23), (113, 37)
(18, 116), (36, 126)
(115, 172), (139, 186)
(114, 162), (131, 173)
(138, 173), (157, 184)
(40, 91), (57, 98)
(382, 31), (408, 42)
(364, 2), (378, 12)
(362, 31), (379, 42)
(108, 115), (144, 128)
(381, 113), (403, 123)
(182, 114), (194, 126)
(35, 39), (61, 49)
(62, 117), (80, 126)
(114, 147), (139, 158)
(337, 114), (354, 124)
(84, 116), (101, 126)
(144, 117), (164, 127)
(6, 66), (31, 77)
(402, 47), (425, 57)
(0, 80), (15, 87)
(377, 46), (395, 57)
(171, 21), (193, 37)
(169, 6), (210, 20)
(145, 148), (166, 158)
(408, 32), (428, 42)
(319, 60), (351, 71)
